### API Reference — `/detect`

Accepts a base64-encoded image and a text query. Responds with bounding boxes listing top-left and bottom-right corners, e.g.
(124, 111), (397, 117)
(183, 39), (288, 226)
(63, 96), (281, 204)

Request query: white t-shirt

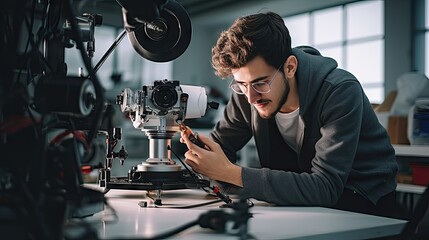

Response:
(275, 108), (300, 152)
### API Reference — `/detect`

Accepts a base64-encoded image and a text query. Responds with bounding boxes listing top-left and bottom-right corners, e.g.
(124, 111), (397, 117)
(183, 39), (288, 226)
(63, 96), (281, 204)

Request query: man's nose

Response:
(246, 86), (260, 104)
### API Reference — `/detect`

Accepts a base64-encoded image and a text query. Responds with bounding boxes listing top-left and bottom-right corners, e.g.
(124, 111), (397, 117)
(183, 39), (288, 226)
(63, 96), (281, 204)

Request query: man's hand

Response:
(180, 133), (243, 187)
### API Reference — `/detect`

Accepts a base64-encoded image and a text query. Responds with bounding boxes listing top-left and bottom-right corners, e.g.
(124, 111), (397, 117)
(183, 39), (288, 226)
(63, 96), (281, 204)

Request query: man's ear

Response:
(284, 55), (298, 77)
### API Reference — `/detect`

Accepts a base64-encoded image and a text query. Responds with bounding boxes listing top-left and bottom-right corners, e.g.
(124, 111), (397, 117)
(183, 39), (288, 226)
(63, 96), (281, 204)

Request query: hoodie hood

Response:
(292, 47), (338, 114)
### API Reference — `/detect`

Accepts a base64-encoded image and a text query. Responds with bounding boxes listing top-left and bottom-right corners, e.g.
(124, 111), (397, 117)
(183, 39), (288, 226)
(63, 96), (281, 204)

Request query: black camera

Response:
(148, 80), (181, 111)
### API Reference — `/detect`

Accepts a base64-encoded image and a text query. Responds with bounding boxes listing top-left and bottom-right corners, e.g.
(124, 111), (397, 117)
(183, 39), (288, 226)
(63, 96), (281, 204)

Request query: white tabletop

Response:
(86, 188), (407, 240)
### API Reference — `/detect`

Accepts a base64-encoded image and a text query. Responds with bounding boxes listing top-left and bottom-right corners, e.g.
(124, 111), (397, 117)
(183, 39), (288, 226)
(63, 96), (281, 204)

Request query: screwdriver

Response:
(179, 122), (206, 149)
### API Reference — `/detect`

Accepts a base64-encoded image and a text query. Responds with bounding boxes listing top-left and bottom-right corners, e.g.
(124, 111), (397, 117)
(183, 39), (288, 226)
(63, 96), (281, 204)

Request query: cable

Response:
(167, 145), (198, 181)
(102, 188), (111, 194)
(209, 185), (232, 204)
(168, 144), (234, 205)
(145, 191), (224, 209)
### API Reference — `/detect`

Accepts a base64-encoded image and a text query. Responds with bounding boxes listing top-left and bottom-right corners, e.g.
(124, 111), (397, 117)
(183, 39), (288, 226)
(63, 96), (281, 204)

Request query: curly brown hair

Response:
(211, 12), (292, 78)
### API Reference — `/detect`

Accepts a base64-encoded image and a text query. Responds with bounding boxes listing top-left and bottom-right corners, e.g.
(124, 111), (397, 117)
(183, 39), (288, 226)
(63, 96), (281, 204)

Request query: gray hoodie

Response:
(211, 47), (397, 206)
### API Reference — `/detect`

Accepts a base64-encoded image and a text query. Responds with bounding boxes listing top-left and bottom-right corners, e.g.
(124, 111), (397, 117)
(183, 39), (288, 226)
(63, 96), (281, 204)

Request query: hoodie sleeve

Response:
(210, 92), (254, 163)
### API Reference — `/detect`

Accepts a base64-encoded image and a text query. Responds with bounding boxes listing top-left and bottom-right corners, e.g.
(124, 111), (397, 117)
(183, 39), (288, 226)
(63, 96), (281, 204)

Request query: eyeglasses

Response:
(229, 64), (283, 95)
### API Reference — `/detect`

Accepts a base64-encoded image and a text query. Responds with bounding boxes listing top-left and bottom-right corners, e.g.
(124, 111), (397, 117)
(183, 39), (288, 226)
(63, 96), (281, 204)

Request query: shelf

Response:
(396, 183), (426, 194)
(393, 144), (429, 157)
(394, 146), (428, 194)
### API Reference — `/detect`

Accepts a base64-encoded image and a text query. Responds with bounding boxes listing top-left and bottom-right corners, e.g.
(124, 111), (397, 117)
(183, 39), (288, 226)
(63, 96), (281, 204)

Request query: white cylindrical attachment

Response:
(180, 85), (207, 119)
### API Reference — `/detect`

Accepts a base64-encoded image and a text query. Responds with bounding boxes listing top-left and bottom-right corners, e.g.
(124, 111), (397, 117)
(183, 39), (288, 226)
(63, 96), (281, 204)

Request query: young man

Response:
(181, 12), (398, 217)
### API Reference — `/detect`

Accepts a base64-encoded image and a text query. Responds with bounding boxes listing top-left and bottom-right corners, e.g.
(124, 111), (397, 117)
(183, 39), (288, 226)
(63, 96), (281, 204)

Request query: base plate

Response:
(104, 170), (209, 191)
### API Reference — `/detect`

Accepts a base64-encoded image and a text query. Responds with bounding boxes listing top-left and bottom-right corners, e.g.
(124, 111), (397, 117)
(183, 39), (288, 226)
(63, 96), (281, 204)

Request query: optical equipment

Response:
(99, 80), (219, 202)
(0, 0), (202, 239)
(117, 0), (192, 62)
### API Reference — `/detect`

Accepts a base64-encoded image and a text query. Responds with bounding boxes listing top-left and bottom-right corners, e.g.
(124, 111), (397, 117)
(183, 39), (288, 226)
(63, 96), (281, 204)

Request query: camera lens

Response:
(152, 85), (178, 109)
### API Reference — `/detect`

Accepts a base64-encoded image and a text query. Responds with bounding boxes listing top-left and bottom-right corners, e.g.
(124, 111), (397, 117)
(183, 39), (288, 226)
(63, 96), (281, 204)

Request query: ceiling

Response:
(75, 0), (360, 27)
(75, 0), (252, 27)
(176, 0), (256, 16)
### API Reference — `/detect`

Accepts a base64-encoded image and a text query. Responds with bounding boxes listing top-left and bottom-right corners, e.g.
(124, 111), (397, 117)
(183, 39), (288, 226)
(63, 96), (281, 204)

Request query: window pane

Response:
(426, 32), (429, 77)
(346, 40), (384, 103)
(319, 46), (343, 68)
(426, 0), (429, 28)
(364, 87), (384, 104)
(346, 0), (383, 40)
(284, 14), (310, 47)
(314, 7), (342, 45)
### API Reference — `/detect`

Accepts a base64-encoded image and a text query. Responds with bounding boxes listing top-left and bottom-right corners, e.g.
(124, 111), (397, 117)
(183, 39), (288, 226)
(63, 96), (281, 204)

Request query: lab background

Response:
(67, 0), (428, 178)
(2, 0), (429, 238)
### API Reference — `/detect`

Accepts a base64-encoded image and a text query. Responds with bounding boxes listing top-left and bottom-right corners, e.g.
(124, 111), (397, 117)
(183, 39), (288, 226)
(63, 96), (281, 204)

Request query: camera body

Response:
(117, 79), (208, 133)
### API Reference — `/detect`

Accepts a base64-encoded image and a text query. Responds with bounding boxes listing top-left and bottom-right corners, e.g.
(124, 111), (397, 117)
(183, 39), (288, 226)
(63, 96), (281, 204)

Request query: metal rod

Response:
(93, 29), (127, 74)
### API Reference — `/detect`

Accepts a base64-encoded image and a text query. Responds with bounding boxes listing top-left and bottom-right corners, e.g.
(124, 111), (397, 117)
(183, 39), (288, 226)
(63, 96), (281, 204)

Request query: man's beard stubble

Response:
(258, 76), (290, 119)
